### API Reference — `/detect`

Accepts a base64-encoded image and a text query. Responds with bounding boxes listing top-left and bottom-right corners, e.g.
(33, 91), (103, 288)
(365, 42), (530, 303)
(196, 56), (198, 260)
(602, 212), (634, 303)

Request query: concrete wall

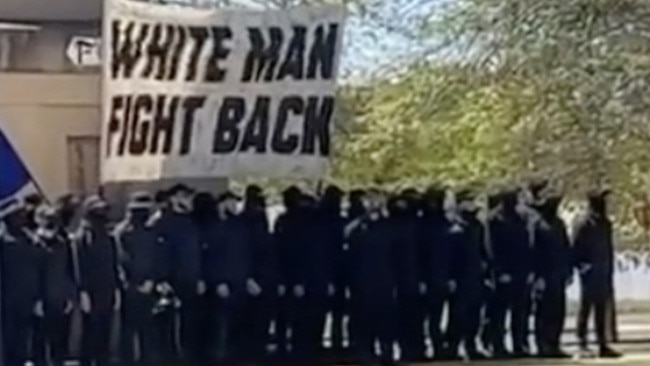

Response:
(0, 72), (101, 200)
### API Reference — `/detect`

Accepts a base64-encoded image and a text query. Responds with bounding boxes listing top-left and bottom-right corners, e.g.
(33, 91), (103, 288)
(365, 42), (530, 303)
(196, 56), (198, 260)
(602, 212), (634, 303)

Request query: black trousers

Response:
(397, 291), (426, 361)
(2, 304), (33, 366)
(329, 289), (348, 355)
(447, 279), (482, 354)
(577, 275), (611, 349)
(81, 290), (115, 366)
(287, 294), (327, 363)
(176, 286), (209, 366)
(33, 309), (71, 366)
(121, 290), (156, 365)
(428, 284), (454, 357)
(534, 280), (566, 352)
(354, 295), (396, 364)
(492, 278), (531, 352)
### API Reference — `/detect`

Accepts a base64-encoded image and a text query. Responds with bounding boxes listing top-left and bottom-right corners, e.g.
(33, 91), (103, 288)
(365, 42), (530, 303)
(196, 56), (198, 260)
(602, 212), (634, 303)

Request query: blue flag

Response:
(0, 128), (39, 212)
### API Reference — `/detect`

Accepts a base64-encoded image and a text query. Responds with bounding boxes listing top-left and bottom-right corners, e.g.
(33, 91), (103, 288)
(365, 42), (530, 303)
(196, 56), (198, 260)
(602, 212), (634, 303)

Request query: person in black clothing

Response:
(574, 190), (621, 358)
(152, 184), (205, 366)
(77, 195), (120, 366)
(489, 189), (535, 357)
(207, 191), (261, 363)
(240, 185), (277, 364)
(533, 193), (571, 358)
(421, 187), (453, 360)
(347, 189), (398, 366)
(446, 190), (487, 361)
(283, 193), (330, 364)
(345, 188), (366, 358)
(117, 192), (159, 366)
(1, 199), (43, 366)
(478, 193), (501, 357)
(314, 185), (346, 363)
(274, 186), (303, 362)
(389, 192), (425, 363)
(32, 204), (76, 366)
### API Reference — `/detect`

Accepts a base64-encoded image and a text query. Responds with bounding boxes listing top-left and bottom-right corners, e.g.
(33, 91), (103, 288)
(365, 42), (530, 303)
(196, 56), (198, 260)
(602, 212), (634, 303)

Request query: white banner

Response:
(101, 0), (345, 182)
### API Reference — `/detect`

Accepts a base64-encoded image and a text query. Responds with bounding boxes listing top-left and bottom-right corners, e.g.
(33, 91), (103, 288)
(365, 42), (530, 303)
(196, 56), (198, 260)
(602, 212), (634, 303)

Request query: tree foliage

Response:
(333, 0), (650, 202)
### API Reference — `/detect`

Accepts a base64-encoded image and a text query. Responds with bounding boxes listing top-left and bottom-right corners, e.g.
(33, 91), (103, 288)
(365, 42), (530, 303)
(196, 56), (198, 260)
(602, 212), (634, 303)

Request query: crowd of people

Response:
(0, 181), (622, 366)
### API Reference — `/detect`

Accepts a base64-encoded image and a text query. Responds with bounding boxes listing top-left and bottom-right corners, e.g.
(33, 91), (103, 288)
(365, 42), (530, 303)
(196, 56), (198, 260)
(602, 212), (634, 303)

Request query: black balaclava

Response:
(540, 196), (562, 220)
(423, 187), (446, 215)
(283, 186), (303, 214)
(192, 192), (216, 224)
(456, 190), (478, 219)
(388, 195), (410, 218)
(502, 190), (519, 216)
(87, 208), (109, 226)
(320, 185), (343, 216)
(588, 191), (609, 217)
(401, 188), (420, 216)
(24, 194), (43, 230)
(348, 189), (366, 219)
(244, 184), (266, 214)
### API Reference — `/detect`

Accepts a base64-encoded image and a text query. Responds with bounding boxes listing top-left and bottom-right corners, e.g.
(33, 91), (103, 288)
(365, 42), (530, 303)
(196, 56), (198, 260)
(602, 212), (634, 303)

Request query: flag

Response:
(0, 127), (40, 215)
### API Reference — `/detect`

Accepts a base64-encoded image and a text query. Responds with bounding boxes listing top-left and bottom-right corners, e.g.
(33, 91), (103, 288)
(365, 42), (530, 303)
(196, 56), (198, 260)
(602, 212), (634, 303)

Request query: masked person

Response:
(388, 192), (424, 363)
(421, 188), (453, 360)
(488, 189), (534, 358)
(274, 186), (303, 361)
(532, 193), (571, 358)
(345, 188), (366, 357)
(477, 193), (501, 358)
(31, 205), (75, 366)
(152, 184), (204, 366)
(318, 185), (347, 363)
(240, 185), (278, 364)
(0, 199), (44, 366)
(116, 192), (159, 366)
(446, 190), (487, 361)
(282, 193), (330, 364)
(77, 195), (120, 366)
(207, 191), (260, 363)
(573, 190), (621, 358)
(347, 189), (398, 366)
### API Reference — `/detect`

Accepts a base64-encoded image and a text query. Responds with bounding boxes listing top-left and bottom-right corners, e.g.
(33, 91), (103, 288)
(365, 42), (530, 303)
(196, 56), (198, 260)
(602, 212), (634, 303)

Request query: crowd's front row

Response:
(0, 182), (621, 366)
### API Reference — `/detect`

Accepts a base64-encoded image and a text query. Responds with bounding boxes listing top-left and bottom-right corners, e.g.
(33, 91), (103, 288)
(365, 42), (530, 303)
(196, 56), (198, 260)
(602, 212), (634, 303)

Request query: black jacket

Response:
(153, 211), (202, 288)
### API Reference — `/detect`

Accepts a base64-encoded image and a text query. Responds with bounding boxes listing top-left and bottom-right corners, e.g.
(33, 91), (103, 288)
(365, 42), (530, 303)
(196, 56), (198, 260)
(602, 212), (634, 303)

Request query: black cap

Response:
(245, 184), (264, 198)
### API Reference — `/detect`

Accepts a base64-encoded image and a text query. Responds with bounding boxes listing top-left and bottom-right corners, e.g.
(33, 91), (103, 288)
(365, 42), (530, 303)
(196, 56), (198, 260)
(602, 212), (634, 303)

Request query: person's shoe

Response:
(599, 347), (622, 359)
(578, 346), (596, 359)
(545, 348), (572, 359)
(511, 348), (532, 359)
(465, 349), (489, 361)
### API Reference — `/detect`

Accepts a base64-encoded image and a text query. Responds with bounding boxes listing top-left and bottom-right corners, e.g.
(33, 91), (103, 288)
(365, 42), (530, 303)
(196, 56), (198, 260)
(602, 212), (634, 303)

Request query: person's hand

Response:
(156, 282), (173, 294)
(484, 278), (495, 290)
(278, 285), (286, 297)
(293, 285), (305, 298)
(328, 284), (336, 297)
(114, 290), (122, 311)
(80, 291), (92, 313)
(64, 300), (74, 315)
(197, 281), (207, 295)
(498, 273), (512, 284)
(247, 279), (262, 296)
(138, 280), (155, 294)
(447, 280), (457, 293)
(419, 282), (427, 295)
(217, 284), (230, 298)
(534, 278), (546, 292)
(527, 273), (536, 285)
(33, 300), (45, 317)
(579, 264), (593, 274)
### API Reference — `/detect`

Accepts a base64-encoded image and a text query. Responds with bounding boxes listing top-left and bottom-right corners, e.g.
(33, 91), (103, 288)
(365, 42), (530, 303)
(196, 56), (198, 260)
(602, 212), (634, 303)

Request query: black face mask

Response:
(130, 210), (150, 225)
(589, 197), (607, 216)
(88, 211), (108, 224)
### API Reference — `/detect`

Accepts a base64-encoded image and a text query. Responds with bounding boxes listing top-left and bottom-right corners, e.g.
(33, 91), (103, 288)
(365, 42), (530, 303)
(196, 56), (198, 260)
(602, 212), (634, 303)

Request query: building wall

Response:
(0, 72), (101, 200)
